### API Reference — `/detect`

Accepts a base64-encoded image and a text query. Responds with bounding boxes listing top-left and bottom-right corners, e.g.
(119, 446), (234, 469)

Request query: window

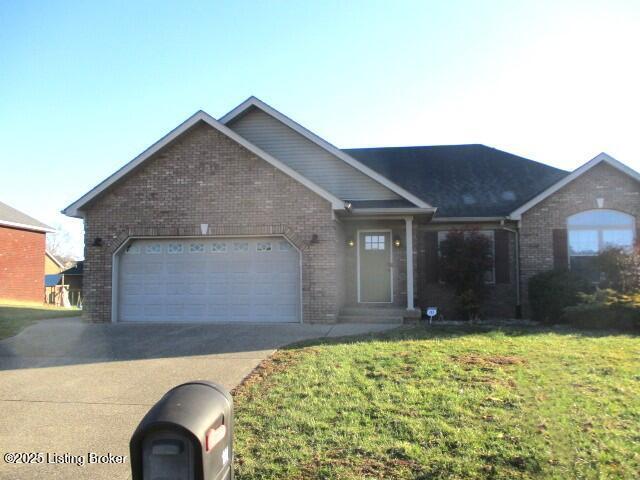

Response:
(211, 242), (227, 253)
(125, 244), (140, 254)
(257, 242), (272, 252)
(364, 235), (385, 250)
(437, 230), (495, 283)
(145, 244), (162, 254)
(189, 243), (205, 253)
(567, 210), (635, 277)
(167, 243), (184, 254)
(232, 242), (249, 252)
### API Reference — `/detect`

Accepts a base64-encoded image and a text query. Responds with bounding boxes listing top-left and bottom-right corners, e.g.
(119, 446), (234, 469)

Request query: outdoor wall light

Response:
(310, 234), (319, 244)
(347, 239), (355, 247)
(92, 237), (103, 247)
(393, 237), (402, 248)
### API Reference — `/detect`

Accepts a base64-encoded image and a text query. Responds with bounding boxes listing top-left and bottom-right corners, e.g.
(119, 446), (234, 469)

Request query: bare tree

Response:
(46, 224), (78, 267)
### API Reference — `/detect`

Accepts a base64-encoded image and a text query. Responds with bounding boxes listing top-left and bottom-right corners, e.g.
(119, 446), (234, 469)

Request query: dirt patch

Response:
(453, 354), (526, 367)
(232, 346), (325, 398)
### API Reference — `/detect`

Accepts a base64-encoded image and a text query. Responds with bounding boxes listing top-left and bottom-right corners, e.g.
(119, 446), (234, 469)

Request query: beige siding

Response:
(227, 107), (401, 201)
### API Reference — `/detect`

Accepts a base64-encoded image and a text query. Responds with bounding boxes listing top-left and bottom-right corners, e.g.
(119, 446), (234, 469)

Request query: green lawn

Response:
(0, 304), (80, 340)
(233, 326), (640, 479)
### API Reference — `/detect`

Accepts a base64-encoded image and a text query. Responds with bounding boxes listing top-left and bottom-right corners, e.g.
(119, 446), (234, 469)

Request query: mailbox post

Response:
(130, 381), (233, 480)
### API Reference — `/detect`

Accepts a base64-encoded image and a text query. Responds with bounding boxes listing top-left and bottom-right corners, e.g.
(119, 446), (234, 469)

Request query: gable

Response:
(63, 111), (344, 217)
(82, 122), (335, 220)
(510, 153), (640, 220)
(226, 106), (402, 202)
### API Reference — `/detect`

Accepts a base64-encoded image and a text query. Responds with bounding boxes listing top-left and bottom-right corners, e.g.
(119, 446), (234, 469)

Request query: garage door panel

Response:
(118, 237), (300, 323)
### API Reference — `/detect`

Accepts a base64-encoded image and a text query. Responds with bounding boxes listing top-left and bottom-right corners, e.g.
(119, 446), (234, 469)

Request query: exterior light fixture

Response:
(347, 239), (355, 247)
(393, 237), (401, 248)
(92, 237), (103, 247)
(310, 234), (319, 244)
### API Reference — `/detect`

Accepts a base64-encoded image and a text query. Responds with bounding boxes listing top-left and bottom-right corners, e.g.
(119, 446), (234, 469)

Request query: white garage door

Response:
(117, 237), (301, 323)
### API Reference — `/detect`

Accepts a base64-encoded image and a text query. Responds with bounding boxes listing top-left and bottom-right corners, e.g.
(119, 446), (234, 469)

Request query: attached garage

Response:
(114, 237), (301, 323)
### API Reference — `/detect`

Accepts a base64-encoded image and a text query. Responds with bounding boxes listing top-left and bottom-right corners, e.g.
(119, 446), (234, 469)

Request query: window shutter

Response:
(424, 231), (439, 283)
(494, 230), (510, 283)
(553, 228), (568, 270)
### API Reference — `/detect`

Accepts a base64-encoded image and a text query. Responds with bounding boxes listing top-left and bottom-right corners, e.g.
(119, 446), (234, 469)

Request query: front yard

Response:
(233, 326), (640, 479)
(0, 303), (80, 340)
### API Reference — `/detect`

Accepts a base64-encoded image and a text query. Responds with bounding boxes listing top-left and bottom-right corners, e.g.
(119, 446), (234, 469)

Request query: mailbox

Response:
(130, 381), (233, 480)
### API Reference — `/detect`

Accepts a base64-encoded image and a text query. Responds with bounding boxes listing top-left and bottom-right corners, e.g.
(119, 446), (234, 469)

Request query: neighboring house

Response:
(45, 261), (83, 307)
(0, 200), (54, 303)
(45, 250), (65, 274)
(62, 97), (640, 323)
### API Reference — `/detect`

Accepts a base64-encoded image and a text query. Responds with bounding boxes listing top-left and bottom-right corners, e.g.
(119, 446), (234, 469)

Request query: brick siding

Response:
(520, 162), (640, 314)
(82, 122), (341, 323)
(0, 226), (45, 303)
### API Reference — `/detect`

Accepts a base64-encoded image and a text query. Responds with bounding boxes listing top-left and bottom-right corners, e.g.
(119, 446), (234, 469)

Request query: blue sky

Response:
(1, 0), (639, 257)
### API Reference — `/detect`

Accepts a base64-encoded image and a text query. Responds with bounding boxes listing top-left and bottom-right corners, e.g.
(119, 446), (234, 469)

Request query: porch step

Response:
(336, 315), (404, 324)
(337, 306), (407, 324)
(340, 306), (407, 316)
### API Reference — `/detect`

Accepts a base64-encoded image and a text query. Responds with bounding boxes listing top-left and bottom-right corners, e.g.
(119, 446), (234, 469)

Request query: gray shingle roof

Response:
(343, 144), (569, 217)
(0, 200), (52, 232)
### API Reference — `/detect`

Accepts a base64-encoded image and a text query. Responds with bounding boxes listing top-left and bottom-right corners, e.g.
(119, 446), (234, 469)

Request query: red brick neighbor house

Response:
(0, 201), (54, 303)
(62, 97), (640, 324)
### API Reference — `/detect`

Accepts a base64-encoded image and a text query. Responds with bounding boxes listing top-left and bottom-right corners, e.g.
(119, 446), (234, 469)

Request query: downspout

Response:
(499, 219), (522, 319)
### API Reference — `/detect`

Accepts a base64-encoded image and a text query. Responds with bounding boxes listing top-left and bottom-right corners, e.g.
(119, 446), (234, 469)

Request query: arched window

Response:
(567, 209), (635, 273)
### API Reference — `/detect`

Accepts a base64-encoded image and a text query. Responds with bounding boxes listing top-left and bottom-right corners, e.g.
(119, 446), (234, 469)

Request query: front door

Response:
(358, 231), (392, 303)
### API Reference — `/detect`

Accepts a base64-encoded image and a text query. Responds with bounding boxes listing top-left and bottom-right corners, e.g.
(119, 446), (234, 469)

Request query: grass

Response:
(233, 326), (640, 479)
(0, 303), (80, 340)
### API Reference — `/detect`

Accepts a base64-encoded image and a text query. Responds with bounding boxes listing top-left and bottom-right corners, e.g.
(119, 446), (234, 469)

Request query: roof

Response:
(344, 145), (569, 217)
(45, 274), (61, 287)
(45, 250), (65, 268)
(60, 261), (83, 275)
(510, 152), (640, 219)
(0, 200), (54, 232)
(219, 97), (432, 209)
(62, 110), (346, 217)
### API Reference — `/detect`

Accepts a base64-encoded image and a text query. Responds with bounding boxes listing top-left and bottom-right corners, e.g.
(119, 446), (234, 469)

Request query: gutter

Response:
(498, 219), (522, 318)
(0, 219), (55, 233)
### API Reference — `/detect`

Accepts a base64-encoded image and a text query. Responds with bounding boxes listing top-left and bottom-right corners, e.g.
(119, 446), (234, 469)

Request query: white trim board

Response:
(220, 96), (432, 209)
(510, 153), (640, 220)
(62, 111), (345, 218)
(0, 219), (54, 233)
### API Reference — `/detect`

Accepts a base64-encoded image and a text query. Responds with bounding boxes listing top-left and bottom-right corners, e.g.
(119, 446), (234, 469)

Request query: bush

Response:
(562, 289), (640, 331)
(439, 230), (493, 319)
(597, 247), (640, 293)
(528, 269), (591, 323)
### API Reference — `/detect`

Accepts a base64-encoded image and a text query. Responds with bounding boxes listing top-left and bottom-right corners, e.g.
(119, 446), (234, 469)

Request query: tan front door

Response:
(358, 231), (392, 303)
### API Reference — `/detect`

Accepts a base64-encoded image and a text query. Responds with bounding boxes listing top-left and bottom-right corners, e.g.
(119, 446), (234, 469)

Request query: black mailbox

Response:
(130, 381), (233, 480)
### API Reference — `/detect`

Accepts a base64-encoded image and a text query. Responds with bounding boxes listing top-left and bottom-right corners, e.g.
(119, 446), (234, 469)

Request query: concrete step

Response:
(340, 307), (407, 317)
(336, 315), (403, 324)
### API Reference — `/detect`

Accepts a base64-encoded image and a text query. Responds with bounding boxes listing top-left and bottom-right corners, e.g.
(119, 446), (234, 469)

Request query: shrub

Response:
(528, 269), (591, 323)
(439, 230), (493, 319)
(597, 247), (640, 293)
(562, 289), (640, 331)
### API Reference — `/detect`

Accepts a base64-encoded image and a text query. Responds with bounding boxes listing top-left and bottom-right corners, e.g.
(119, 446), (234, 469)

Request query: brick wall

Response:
(82, 121), (341, 323)
(0, 226), (45, 303)
(520, 162), (640, 313)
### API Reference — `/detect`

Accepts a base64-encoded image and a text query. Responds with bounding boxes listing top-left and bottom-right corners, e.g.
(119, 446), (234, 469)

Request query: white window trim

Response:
(566, 209), (636, 262)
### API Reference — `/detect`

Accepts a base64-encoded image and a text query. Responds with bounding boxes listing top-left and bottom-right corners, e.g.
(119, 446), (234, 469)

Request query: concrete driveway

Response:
(0, 317), (396, 480)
